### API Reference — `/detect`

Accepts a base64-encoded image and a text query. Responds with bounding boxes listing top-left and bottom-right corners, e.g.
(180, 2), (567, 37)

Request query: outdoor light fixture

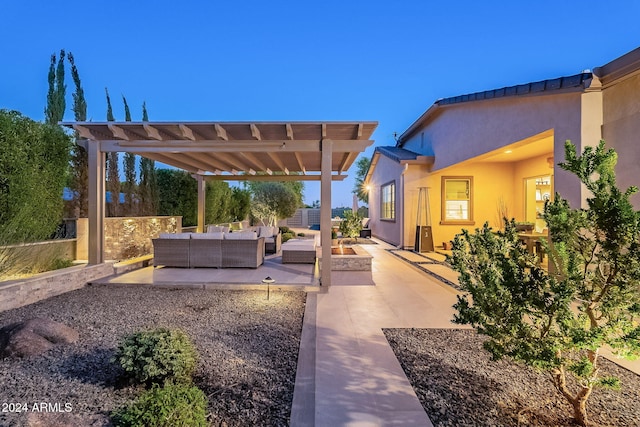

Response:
(262, 276), (275, 300)
(280, 142), (286, 150)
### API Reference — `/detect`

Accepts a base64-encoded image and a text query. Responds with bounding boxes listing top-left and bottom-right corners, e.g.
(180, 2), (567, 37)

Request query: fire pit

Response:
(331, 247), (356, 255)
(321, 245), (372, 271)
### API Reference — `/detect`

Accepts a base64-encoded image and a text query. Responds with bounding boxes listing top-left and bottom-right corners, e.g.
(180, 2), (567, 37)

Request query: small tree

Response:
(449, 141), (640, 426)
(338, 209), (363, 240)
(250, 182), (299, 225)
(229, 187), (251, 222)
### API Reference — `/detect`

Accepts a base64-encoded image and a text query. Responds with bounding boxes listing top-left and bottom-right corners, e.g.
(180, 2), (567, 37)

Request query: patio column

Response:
(195, 174), (206, 233)
(320, 138), (333, 286)
(87, 140), (105, 264)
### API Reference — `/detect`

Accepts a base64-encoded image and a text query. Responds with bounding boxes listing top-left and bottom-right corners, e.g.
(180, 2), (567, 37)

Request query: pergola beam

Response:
(202, 173), (347, 181)
(143, 124), (164, 140)
(179, 124), (197, 141)
(100, 139), (373, 153)
(108, 124), (130, 141)
(250, 124), (261, 140)
(294, 152), (306, 174)
(215, 124), (228, 141)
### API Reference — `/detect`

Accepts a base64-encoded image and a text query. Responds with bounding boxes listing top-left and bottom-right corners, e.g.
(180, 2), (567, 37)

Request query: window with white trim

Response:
(381, 181), (396, 220)
(441, 177), (473, 223)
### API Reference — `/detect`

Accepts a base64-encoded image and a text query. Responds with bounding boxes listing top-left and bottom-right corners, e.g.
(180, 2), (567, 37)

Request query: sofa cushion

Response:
(159, 233), (191, 239)
(207, 225), (230, 233)
(192, 232), (224, 239)
(224, 231), (258, 240)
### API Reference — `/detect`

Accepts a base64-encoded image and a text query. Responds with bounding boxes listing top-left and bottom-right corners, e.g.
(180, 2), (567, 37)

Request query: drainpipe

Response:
(400, 163), (409, 249)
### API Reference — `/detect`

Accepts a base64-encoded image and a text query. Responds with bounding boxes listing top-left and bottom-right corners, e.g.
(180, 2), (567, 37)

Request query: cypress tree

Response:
(68, 52), (88, 217)
(139, 102), (158, 215)
(105, 88), (120, 217)
(122, 96), (137, 216)
(44, 50), (66, 125)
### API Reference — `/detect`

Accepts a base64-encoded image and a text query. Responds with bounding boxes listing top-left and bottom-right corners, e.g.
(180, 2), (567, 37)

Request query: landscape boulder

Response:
(0, 318), (79, 358)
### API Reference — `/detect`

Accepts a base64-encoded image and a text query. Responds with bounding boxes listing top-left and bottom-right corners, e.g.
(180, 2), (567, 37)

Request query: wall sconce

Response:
(546, 157), (554, 168)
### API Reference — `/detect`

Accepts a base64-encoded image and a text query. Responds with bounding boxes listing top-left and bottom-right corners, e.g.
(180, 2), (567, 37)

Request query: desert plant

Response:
(113, 328), (198, 386)
(111, 382), (207, 427)
(449, 141), (640, 427)
(339, 209), (363, 240)
(281, 232), (295, 243)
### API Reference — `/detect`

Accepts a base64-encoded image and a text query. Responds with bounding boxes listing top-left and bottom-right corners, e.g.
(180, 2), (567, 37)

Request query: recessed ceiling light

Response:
(504, 150), (513, 154)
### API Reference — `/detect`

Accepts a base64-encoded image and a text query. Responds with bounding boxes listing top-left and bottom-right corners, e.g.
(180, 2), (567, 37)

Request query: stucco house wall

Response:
(367, 154), (405, 246)
(400, 92), (587, 208)
(601, 71), (640, 206)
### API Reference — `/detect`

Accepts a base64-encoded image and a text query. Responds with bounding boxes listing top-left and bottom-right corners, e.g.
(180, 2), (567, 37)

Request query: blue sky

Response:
(1, 1), (639, 207)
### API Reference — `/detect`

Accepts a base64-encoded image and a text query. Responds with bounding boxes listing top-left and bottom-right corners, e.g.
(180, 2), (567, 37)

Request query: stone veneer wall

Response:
(0, 263), (115, 312)
(77, 216), (181, 261)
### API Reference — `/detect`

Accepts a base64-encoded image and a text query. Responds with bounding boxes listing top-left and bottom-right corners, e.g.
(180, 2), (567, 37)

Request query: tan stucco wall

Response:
(602, 72), (640, 206)
(395, 154), (553, 249)
(401, 93), (587, 208)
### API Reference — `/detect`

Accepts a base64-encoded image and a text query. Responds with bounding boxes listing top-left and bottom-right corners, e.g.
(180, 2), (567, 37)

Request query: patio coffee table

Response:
(282, 239), (317, 264)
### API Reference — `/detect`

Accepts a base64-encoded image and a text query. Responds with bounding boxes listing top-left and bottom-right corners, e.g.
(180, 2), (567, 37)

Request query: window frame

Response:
(380, 180), (396, 222)
(440, 176), (474, 225)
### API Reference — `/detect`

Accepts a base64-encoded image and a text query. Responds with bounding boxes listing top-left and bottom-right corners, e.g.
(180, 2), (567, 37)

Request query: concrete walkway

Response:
(291, 241), (464, 426)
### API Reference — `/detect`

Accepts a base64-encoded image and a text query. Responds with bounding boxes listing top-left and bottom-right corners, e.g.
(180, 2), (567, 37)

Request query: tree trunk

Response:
(572, 396), (589, 427)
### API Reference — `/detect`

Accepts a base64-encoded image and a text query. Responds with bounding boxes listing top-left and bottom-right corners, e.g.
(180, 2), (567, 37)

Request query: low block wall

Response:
(0, 263), (115, 313)
(76, 216), (181, 261)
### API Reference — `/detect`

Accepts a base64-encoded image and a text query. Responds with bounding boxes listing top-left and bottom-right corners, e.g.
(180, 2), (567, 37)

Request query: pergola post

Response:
(320, 138), (333, 286)
(87, 140), (105, 264)
(195, 174), (206, 233)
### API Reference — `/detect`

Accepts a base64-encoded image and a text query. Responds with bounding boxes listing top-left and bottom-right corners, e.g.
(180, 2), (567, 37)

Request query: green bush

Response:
(113, 328), (197, 386)
(339, 209), (363, 239)
(279, 226), (291, 234)
(50, 258), (73, 270)
(281, 232), (295, 243)
(112, 383), (208, 427)
(297, 232), (305, 237)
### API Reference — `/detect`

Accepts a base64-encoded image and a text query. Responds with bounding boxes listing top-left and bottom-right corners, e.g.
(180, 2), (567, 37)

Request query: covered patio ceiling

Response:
(63, 121), (378, 180)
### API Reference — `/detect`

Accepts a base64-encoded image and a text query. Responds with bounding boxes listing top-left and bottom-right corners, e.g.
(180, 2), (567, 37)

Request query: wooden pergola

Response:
(62, 121), (377, 285)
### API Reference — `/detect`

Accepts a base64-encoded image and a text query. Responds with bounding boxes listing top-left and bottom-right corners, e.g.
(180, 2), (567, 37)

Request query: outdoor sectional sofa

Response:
(152, 232), (265, 268)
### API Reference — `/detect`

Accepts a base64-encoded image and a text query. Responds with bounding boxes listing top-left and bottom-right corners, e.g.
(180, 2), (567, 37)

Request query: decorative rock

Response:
(26, 412), (107, 427)
(0, 318), (79, 358)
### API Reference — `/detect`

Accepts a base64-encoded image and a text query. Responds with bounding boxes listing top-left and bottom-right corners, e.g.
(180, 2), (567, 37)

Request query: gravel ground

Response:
(0, 285), (306, 427)
(384, 328), (640, 427)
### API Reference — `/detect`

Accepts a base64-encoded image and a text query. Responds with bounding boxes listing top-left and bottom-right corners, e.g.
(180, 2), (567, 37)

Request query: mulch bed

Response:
(0, 285), (306, 427)
(384, 328), (640, 427)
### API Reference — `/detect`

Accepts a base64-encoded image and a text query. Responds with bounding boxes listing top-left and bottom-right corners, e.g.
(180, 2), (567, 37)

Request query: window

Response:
(381, 181), (396, 220)
(441, 177), (473, 224)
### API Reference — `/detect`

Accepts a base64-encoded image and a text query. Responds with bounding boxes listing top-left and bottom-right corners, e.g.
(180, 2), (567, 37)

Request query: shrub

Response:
(112, 383), (208, 427)
(339, 209), (363, 240)
(50, 258), (73, 270)
(449, 141), (640, 427)
(279, 226), (291, 234)
(281, 232), (295, 243)
(297, 232), (305, 237)
(113, 328), (197, 386)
